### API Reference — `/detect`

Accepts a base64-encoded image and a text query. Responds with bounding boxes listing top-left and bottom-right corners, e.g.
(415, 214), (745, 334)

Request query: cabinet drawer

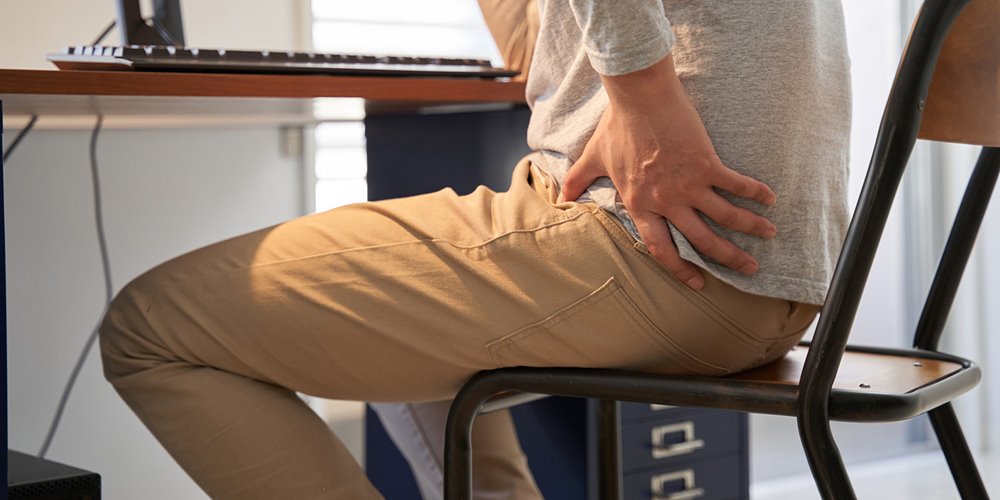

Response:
(620, 402), (678, 422)
(621, 411), (740, 472)
(623, 455), (742, 500)
(619, 403), (715, 423)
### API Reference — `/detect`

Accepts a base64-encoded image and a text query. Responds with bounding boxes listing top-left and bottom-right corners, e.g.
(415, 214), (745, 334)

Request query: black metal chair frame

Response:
(443, 0), (997, 498)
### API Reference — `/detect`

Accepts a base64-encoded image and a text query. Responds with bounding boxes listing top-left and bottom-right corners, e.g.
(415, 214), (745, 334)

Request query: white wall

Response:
(3, 1), (309, 498)
(0, 0), (310, 70)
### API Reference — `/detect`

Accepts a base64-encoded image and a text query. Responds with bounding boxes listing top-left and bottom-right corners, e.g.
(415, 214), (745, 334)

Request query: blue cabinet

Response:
(365, 399), (749, 500)
(615, 403), (749, 500)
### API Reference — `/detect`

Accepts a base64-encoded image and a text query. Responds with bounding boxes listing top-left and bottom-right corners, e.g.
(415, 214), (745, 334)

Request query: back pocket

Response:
(485, 277), (728, 375)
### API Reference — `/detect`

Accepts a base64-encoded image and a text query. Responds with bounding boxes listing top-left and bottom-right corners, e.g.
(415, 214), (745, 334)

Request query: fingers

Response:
(633, 214), (704, 289)
(558, 153), (605, 203)
(671, 210), (759, 275)
(700, 193), (777, 239)
(713, 165), (777, 206)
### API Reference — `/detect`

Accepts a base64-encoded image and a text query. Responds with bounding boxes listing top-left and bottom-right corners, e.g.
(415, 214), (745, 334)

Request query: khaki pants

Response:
(100, 157), (817, 499)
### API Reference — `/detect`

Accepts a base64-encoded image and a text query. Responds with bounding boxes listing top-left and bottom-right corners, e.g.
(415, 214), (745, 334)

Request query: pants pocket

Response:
(485, 277), (730, 376)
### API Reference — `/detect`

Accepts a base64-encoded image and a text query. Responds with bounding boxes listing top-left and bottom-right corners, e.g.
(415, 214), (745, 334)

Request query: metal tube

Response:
(797, 0), (972, 495)
(927, 403), (989, 498)
(444, 374), (510, 500)
(914, 147), (1000, 350)
(597, 400), (622, 500)
(797, 417), (857, 500)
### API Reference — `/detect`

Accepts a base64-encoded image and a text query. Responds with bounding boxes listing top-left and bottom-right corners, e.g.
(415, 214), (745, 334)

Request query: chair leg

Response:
(444, 393), (483, 500)
(798, 414), (857, 500)
(927, 402), (989, 499)
(598, 400), (622, 500)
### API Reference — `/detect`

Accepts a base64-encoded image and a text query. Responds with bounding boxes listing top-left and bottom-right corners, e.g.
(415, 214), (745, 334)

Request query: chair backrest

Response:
(918, 0), (1000, 147)
(799, 0), (1000, 419)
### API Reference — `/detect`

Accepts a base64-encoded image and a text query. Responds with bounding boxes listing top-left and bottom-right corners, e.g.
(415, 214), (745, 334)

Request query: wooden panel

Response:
(918, 0), (1000, 147)
(0, 69), (526, 102)
(0, 69), (526, 127)
(731, 346), (965, 395)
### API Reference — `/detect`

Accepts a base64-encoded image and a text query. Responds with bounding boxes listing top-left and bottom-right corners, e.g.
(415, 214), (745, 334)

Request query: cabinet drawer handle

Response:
(650, 421), (705, 459)
(650, 468), (705, 500)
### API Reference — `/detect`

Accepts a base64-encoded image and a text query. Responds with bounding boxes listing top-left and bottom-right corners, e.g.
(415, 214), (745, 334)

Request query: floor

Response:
(752, 452), (999, 499)
(314, 399), (998, 499)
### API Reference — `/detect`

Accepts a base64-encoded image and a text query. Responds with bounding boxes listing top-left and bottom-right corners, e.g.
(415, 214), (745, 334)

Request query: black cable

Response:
(35, 17), (119, 458)
(38, 115), (112, 458)
(91, 19), (117, 46)
(3, 115), (39, 164)
(4, 16), (113, 169)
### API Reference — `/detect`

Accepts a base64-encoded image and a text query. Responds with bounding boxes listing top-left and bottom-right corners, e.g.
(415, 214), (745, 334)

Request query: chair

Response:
(443, 0), (999, 498)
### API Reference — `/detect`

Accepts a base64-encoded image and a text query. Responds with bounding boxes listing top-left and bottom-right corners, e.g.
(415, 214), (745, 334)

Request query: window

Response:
(309, 0), (499, 212)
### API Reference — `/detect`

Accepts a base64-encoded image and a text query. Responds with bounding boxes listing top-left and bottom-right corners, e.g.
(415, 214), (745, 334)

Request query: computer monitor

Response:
(116, 0), (186, 46)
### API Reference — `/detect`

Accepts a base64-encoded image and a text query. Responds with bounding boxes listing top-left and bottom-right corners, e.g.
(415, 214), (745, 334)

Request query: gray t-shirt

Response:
(526, 0), (852, 305)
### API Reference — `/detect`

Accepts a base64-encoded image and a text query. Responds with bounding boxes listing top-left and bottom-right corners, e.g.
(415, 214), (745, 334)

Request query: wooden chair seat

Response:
(730, 344), (980, 421)
(473, 343), (980, 423)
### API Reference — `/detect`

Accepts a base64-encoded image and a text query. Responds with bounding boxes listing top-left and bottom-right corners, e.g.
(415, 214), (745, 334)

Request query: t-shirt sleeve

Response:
(568, 0), (675, 76)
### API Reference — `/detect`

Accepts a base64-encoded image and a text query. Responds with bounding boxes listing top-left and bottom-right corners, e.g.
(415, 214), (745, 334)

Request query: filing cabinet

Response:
(367, 398), (748, 500)
(592, 402), (749, 500)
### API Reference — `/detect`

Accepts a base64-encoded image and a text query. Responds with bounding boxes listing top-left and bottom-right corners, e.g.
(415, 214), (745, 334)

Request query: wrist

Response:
(600, 53), (687, 110)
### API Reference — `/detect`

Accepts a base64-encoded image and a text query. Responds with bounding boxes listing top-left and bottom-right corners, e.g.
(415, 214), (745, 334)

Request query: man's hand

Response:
(558, 54), (777, 290)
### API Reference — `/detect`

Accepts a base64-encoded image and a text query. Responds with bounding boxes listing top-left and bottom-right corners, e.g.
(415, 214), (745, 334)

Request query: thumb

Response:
(558, 152), (605, 203)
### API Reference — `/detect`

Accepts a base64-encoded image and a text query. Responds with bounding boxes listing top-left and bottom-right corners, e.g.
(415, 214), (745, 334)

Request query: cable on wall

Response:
(38, 114), (113, 458)
(2, 115), (39, 164)
(32, 18), (120, 458)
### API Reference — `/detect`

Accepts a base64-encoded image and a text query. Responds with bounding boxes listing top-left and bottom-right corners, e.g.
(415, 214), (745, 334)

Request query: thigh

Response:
(105, 159), (641, 402)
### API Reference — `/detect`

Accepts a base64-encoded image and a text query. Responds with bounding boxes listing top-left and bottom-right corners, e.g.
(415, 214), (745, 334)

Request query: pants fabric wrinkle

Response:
(100, 157), (817, 499)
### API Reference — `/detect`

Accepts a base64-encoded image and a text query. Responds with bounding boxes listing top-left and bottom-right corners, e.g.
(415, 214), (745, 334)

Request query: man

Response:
(100, 0), (850, 498)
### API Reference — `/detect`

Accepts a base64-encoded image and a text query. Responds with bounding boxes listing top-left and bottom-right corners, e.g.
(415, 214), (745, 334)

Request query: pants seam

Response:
(404, 403), (445, 477)
(148, 211), (594, 289)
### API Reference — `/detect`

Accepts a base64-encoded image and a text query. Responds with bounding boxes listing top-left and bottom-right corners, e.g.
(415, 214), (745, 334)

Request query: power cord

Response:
(91, 20), (116, 46)
(5, 17), (177, 457)
(2, 16), (111, 162)
(32, 15), (183, 457)
(32, 17), (120, 458)
(2, 115), (39, 163)
(37, 115), (113, 458)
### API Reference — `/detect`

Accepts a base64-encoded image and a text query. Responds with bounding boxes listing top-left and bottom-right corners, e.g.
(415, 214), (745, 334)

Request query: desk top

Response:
(0, 69), (528, 128)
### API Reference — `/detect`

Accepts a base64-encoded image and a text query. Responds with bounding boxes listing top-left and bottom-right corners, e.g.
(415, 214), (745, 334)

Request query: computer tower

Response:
(7, 450), (100, 500)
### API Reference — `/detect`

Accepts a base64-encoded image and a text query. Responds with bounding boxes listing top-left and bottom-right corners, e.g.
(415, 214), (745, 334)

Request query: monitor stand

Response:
(116, 0), (185, 46)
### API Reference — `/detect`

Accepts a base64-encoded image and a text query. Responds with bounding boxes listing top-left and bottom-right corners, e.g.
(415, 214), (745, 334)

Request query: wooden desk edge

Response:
(0, 69), (528, 103)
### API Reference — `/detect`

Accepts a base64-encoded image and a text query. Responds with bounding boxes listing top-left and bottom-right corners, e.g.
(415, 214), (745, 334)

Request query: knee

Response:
(99, 274), (168, 384)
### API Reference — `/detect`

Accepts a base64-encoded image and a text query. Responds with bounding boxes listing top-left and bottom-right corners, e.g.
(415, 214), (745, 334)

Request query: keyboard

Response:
(47, 46), (519, 78)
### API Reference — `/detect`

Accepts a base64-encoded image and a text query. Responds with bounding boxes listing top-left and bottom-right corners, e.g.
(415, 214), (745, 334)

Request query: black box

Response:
(8, 450), (100, 500)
